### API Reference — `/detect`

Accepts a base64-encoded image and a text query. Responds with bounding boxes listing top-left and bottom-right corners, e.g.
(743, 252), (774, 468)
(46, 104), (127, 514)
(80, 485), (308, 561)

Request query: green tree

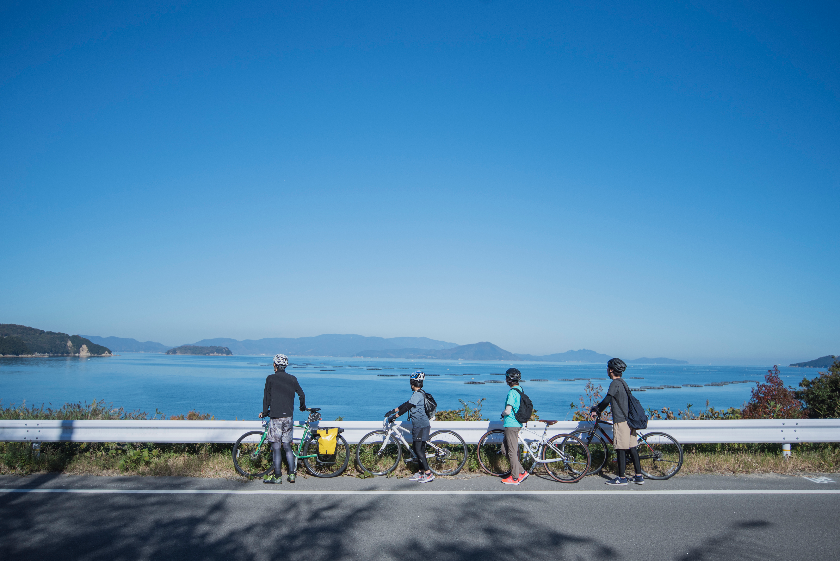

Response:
(798, 359), (840, 418)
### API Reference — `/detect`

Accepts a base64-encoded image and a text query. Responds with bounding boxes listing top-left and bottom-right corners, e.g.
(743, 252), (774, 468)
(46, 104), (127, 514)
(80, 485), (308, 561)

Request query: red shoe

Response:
(502, 475), (520, 485)
(516, 471), (529, 483)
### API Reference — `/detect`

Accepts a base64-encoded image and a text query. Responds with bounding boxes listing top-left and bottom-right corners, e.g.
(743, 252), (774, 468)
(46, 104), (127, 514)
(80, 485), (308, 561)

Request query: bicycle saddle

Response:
(308, 407), (321, 412)
(542, 420), (558, 426)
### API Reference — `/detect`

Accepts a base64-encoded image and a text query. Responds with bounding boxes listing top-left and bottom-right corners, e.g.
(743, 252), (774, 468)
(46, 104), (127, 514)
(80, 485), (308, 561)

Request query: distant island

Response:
(165, 345), (232, 356)
(790, 355), (838, 368)
(0, 324), (111, 357)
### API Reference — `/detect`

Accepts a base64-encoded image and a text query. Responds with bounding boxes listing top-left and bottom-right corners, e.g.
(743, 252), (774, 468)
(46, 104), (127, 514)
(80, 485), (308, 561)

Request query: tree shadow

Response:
(679, 520), (772, 561)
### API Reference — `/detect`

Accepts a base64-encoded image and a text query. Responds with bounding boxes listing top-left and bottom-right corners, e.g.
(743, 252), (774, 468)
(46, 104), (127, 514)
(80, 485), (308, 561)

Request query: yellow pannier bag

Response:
(317, 428), (339, 455)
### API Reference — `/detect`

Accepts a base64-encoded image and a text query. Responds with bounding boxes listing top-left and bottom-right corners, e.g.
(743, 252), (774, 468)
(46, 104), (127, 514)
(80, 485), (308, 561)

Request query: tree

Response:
(742, 366), (804, 419)
(798, 359), (840, 418)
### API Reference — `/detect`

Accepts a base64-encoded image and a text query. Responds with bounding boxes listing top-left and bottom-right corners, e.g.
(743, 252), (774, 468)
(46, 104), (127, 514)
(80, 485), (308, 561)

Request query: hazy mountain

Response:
(83, 335), (169, 353)
(356, 342), (519, 360)
(790, 355), (838, 368)
(191, 334), (458, 356)
(166, 345), (232, 356)
(517, 349), (613, 363)
(627, 357), (689, 365)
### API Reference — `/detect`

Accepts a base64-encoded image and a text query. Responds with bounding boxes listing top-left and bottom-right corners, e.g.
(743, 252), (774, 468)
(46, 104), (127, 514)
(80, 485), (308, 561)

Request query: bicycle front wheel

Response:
(356, 430), (402, 475)
(571, 429), (609, 474)
(637, 432), (683, 479)
(427, 430), (468, 476)
(544, 434), (590, 483)
(477, 429), (512, 476)
(232, 431), (272, 478)
(302, 434), (350, 478)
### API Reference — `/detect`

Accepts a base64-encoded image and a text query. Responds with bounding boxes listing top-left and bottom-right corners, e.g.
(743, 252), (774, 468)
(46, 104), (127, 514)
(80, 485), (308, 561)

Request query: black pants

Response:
(617, 447), (641, 478)
(412, 425), (431, 472)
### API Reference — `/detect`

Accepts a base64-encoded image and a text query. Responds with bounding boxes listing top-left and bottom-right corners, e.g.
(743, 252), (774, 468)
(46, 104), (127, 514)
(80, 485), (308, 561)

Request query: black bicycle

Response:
(565, 416), (683, 479)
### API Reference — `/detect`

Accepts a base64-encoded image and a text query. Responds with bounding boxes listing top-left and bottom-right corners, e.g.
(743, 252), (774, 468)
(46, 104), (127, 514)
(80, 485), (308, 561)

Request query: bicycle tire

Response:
(544, 434), (590, 483)
(637, 431), (683, 479)
(356, 430), (402, 475)
(478, 429), (522, 477)
(570, 429), (610, 474)
(302, 434), (350, 478)
(232, 431), (273, 478)
(426, 430), (468, 476)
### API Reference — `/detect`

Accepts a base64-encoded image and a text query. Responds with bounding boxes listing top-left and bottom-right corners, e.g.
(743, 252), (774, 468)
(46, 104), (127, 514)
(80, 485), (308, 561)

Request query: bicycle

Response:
(355, 415), (468, 476)
(476, 421), (590, 483)
(566, 416), (683, 479)
(232, 407), (350, 478)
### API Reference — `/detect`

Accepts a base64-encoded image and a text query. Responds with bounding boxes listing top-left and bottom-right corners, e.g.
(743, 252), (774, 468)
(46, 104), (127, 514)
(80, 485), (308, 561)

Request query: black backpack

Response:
(616, 379), (648, 430)
(512, 387), (533, 425)
(420, 390), (437, 421)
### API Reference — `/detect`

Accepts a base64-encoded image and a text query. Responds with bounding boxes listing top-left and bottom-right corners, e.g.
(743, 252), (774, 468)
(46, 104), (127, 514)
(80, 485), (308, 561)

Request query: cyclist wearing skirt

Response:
(590, 358), (643, 486)
(386, 371), (434, 483)
(259, 353), (306, 484)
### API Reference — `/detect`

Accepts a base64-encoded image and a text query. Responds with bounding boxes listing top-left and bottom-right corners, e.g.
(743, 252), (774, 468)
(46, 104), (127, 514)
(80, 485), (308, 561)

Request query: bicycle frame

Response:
(376, 418), (448, 463)
(514, 424), (568, 464)
(581, 417), (660, 458)
(253, 416), (319, 466)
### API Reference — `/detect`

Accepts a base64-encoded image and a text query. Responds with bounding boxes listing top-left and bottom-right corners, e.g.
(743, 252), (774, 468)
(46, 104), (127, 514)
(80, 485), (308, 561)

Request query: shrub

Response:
(742, 366), (804, 419)
(798, 359), (840, 418)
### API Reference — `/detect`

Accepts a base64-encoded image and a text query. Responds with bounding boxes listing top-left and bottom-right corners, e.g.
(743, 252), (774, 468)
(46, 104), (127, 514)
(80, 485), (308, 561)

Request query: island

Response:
(0, 324), (111, 357)
(790, 355), (838, 368)
(165, 345), (232, 356)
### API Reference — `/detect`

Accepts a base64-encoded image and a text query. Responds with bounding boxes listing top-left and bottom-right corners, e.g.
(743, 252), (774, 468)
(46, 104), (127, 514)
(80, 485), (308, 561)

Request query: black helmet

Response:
(607, 358), (627, 374)
(505, 368), (521, 384)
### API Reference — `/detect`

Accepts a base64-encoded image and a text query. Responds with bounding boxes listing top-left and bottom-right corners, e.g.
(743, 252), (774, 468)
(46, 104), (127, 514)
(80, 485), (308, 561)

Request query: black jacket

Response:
(262, 369), (306, 418)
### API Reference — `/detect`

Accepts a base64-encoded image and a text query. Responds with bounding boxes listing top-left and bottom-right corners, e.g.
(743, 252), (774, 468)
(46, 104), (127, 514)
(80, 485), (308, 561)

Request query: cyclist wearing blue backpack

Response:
(590, 358), (643, 486)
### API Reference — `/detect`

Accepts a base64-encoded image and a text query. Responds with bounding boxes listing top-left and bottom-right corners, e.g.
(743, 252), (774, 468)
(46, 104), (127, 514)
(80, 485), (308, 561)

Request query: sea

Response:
(0, 353), (816, 422)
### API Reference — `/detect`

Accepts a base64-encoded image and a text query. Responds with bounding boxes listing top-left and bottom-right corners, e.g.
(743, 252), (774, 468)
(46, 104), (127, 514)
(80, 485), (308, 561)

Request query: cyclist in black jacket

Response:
(259, 354), (306, 483)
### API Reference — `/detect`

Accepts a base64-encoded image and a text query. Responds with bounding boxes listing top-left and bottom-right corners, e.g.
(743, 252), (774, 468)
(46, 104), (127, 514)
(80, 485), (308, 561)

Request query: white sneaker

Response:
(408, 472), (424, 481)
(419, 473), (435, 483)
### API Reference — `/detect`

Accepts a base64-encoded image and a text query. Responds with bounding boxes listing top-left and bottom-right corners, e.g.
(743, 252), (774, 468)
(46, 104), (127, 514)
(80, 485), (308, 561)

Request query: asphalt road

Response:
(1, 472), (838, 560)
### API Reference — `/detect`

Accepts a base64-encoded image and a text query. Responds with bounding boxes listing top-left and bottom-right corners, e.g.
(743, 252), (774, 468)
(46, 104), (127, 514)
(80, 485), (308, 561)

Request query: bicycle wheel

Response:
(426, 430), (468, 476)
(544, 434), (590, 483)
(356, 430), (402, 475)
(302, 434), (350, 478)
(571, 429), (609, 474)
(637, 432), (683, 479)
(476, 429), (513, 476)
(232, 431), (273, 478)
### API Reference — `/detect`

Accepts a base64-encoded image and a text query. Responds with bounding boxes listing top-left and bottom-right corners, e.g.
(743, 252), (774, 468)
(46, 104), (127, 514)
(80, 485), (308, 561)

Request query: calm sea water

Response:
(0, 353), (814, 422)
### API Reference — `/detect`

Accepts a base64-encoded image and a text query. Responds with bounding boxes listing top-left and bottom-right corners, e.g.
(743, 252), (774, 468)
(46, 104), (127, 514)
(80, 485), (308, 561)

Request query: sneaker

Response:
(516, 471), (529, 483)
(634, 475), (644, 485)
(263, 474), (280, 484)
(408, 472), (424, 481)
(419, 473), (435, 483)
(605, 477), (629, 486)
(287, 473), (296, 483)
(501, 475), (520, 485)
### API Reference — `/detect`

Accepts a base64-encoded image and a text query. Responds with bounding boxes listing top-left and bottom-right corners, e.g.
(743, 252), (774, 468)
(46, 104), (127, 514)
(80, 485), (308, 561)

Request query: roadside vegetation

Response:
(3, 361), (840, 478)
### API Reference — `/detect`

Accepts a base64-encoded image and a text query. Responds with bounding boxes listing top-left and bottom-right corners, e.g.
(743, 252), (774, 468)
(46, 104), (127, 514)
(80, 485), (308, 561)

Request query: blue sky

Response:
(1, 1), (838, 364)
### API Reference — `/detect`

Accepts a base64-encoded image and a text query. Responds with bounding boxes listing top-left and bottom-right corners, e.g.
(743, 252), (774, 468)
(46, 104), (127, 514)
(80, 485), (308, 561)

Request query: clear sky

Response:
(1, 1), (838, 364)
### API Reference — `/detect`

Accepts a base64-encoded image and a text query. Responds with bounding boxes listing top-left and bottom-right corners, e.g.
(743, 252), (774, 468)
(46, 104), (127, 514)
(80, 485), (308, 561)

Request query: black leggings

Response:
(617, 447), (641, 478)
(413, 439), (430, 473)
(271, 441), (295, 476)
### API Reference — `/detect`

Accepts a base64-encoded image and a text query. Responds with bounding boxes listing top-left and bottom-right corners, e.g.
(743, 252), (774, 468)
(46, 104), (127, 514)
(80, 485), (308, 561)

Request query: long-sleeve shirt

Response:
(595, 378), (629, 423)
(262, 369), (305, 418)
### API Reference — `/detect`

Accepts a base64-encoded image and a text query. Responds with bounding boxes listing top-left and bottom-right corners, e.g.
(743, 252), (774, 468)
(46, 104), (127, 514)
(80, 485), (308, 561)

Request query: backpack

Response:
(512, 387), (533, 425)
(616, 379), (648, 430)
(420, 390), (437, 421)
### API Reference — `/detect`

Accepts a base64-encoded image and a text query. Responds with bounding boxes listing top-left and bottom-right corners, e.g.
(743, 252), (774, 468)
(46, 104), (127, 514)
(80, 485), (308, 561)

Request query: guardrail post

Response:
(782, 443), (791, 458)
(31, 442), (41, 458)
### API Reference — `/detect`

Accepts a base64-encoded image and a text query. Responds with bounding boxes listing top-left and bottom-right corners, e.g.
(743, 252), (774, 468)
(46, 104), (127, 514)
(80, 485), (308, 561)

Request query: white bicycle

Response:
(476, 421), (591, 483)
(356, 415), (468, 476)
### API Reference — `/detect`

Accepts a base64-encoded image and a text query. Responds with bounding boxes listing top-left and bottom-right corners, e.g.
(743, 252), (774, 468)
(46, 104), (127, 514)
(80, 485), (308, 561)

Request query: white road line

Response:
(1, 488), (839, 496)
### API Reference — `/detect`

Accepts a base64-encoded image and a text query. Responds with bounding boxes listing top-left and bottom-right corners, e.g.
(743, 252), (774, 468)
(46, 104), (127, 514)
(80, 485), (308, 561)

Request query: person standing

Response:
(259, 353), (306, 484)
(590, 358), (643, 485)
(387, 371), (435, 483)
(500, 368), (528, 485)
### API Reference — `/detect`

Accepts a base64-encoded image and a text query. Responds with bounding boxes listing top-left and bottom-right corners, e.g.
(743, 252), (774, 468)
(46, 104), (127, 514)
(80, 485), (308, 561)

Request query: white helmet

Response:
(410, 371), (425, 382)
(273, 354), (288, 367)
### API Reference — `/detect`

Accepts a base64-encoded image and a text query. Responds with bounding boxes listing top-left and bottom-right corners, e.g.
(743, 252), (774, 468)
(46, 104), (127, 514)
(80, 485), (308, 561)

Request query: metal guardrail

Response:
(1, 419), (838, 444)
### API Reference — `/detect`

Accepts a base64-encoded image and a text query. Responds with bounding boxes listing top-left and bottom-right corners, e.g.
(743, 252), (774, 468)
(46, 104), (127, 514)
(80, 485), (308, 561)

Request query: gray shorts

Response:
(266, 417), (293, 444)
(411, 424), (430, 442)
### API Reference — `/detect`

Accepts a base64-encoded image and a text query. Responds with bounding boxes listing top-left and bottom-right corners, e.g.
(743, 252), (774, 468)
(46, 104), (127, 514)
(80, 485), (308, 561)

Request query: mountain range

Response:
(81, 332), (688, 364)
